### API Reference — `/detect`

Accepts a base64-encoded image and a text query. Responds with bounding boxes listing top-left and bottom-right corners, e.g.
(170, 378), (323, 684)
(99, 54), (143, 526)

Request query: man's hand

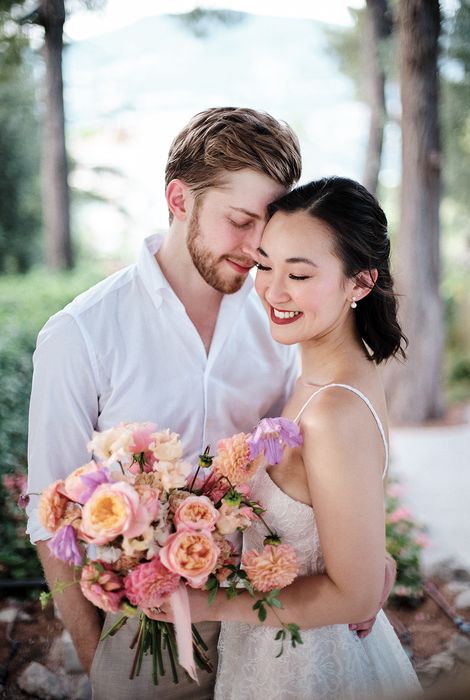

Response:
(348, 552), (396, 639)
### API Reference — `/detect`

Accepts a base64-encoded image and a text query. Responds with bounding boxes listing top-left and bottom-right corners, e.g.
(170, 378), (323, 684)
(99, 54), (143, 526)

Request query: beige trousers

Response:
(91, 614), (220, 700)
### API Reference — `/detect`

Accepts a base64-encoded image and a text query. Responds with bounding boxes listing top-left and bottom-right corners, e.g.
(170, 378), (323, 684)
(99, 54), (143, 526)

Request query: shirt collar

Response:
(137, 233), (254, 309)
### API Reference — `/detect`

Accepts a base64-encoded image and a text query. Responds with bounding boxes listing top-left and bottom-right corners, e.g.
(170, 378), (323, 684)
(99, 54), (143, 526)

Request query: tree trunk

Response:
(387, 0), (443, 422)
(40, 0), (72, 270)
(362, 0), (391, 194)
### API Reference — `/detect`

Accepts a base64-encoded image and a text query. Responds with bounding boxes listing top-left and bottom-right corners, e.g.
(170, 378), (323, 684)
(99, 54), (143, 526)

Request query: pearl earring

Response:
(351, 297), (357, 309)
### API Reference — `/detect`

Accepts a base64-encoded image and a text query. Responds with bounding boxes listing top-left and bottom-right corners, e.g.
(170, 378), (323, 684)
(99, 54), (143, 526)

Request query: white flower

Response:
(89, 544), (122, 563)
(154, 459), (192, 492)
(88, 424), (134, 467)
(122, 527), (155, 557)
(149, 429), (183, 462)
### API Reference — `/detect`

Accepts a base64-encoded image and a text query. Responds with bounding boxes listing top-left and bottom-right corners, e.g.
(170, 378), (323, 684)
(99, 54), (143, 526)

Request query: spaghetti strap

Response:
(294, 383), (389, 479)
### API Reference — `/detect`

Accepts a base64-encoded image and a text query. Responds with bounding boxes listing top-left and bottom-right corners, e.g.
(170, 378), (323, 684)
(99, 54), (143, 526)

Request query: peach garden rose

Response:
(80, 481), (154, 545)
(174, 495), (219, 532)
(159, 529), (220, 588)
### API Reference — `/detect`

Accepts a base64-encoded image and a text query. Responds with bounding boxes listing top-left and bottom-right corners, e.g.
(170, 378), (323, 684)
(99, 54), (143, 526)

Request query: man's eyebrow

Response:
(229, 206), (262, 220)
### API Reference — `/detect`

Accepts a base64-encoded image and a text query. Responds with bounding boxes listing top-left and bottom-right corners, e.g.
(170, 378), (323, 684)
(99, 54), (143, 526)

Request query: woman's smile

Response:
(270, 306), (304, 324)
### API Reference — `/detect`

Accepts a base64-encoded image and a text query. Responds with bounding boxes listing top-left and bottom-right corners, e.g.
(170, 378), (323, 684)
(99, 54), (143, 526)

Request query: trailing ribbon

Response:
(169, 583), (198, 682)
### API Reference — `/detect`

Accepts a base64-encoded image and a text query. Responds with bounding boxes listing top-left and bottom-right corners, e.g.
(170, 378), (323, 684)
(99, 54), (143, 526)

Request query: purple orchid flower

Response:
(48, 525), (83, 566)
(80, 468), (112, 503)
(248, 417), (303, 465)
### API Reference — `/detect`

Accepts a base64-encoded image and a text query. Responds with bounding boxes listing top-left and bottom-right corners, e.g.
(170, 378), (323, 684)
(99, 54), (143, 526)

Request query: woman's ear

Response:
(166, 179), (191, 222)
(351, 269), (378, 302)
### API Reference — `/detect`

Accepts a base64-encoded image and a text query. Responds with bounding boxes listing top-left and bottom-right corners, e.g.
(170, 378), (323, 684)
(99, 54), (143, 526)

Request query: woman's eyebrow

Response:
(257, 248), (317, 267)
(285, 257), (318, 267)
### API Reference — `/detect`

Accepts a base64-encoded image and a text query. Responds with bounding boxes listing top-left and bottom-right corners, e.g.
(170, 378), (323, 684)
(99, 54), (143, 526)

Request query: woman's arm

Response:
(157, 390), (388, 630)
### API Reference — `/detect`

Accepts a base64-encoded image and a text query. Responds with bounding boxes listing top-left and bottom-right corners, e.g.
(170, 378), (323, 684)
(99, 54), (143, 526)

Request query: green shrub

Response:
(385, 480), (427, 606)
(0, 267), (104, 579)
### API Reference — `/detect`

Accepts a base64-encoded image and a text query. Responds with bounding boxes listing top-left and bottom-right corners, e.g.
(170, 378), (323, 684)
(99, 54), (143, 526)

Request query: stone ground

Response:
(1, 574), (470, 699)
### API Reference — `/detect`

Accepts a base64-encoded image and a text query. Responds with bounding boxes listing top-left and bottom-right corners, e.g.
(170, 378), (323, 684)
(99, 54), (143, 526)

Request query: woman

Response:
(167, 177), (421, 698)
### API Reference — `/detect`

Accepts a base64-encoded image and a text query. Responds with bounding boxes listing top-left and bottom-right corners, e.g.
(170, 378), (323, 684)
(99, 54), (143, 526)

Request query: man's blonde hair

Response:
(165, 107), (301, 202)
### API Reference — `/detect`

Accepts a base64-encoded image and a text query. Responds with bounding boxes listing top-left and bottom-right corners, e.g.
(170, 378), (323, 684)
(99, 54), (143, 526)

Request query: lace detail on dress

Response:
(215, 463), (422, 699)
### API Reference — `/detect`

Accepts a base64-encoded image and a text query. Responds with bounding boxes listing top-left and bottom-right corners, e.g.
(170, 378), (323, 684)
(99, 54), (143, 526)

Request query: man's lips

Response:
(270, 306), (303, 325)
(226, 258), (254, 274)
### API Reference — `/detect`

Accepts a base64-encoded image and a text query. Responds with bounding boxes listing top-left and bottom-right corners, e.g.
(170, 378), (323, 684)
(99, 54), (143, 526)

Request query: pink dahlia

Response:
(124, 556), (179, 608)
(242, 544), (299, 592)
(212, 433), (263, 485)
(80, 563), (125, 613)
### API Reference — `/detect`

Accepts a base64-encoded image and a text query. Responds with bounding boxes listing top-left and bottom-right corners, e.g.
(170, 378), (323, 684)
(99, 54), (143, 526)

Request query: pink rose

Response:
(124, 556), (179, 608)
(159, 529), (220, 588)
(80, 563), (125, 613)
(388, 506), (412, 524)
(174, 495), (219, 532)
(216, 502), (257, 535)
(80, 481), (154, 545)
(134, 484), (160, 522)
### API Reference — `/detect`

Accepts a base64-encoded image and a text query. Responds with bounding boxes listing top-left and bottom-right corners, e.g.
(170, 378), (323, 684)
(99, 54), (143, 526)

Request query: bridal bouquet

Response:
(37, 418), (303, 684)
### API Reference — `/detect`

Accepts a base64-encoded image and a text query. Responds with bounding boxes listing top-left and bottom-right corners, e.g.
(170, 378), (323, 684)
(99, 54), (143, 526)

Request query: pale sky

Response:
(65, 0), (366, 41)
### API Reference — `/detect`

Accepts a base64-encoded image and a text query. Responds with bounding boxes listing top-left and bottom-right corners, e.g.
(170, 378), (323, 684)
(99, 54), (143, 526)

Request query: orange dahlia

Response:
(212, 433), (263, 485)
(242, 544), (299, 592)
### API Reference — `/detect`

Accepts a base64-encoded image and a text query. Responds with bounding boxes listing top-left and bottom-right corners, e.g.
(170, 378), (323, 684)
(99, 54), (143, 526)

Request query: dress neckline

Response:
(261, 466), (314, 512)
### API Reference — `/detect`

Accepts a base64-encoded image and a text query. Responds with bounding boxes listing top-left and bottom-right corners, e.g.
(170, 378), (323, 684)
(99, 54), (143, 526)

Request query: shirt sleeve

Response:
(26, 312), (100, 543)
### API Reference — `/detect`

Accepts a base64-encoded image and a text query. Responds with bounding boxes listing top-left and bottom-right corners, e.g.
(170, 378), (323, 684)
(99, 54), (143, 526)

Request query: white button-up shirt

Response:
(27, 234), (299, 543)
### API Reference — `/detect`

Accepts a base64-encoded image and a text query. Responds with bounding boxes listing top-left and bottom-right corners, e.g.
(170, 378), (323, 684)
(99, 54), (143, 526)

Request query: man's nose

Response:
(240, 223), (265, 259)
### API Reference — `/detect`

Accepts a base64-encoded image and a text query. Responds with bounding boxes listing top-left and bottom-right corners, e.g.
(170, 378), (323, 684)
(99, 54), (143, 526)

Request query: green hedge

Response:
(0, 267), (104, 579)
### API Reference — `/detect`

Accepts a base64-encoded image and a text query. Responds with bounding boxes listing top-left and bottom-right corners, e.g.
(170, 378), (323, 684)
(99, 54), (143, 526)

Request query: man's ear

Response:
(352, 269), (378, 302)
(166, 179), (191, 222)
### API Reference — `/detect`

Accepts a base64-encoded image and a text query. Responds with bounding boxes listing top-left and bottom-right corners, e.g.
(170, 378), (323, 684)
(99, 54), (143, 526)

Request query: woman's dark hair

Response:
(267, 177), (407, 363)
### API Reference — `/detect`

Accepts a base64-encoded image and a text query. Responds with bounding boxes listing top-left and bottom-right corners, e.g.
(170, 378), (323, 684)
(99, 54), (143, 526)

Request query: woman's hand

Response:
(348, 552), (397, 638)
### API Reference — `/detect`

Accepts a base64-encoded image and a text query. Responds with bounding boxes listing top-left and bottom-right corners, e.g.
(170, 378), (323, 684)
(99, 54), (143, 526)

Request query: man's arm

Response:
(28, 313), (102, 671)
(37, 541), (103, 673)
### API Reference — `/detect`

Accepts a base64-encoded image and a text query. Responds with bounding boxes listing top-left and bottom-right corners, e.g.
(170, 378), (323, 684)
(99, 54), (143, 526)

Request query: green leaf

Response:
(39, 591), (52, 609)
(257, 605), (267, 622)
(208, 586), (218, 605)
(226, 586), (238, 600)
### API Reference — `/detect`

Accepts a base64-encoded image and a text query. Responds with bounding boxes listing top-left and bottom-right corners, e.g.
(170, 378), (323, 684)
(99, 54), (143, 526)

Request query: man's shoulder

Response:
(62, 263), (138, 318)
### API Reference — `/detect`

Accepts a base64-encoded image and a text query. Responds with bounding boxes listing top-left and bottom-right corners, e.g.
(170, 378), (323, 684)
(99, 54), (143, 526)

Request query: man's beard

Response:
(187, 204), (247, 294)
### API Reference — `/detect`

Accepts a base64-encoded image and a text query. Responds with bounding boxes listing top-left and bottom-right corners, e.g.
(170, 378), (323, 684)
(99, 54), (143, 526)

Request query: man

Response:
(27, 107), (391, 698)
(27, 107), (302, 699)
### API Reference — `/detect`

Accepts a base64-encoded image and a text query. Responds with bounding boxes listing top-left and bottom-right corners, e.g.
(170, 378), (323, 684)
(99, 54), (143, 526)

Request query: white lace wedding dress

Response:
(215, 384), (422, 700)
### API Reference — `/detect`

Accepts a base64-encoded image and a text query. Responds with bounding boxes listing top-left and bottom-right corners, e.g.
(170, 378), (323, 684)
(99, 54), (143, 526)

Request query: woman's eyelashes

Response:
(254, 261), (271, 271)
(255, 262), (310, 281)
